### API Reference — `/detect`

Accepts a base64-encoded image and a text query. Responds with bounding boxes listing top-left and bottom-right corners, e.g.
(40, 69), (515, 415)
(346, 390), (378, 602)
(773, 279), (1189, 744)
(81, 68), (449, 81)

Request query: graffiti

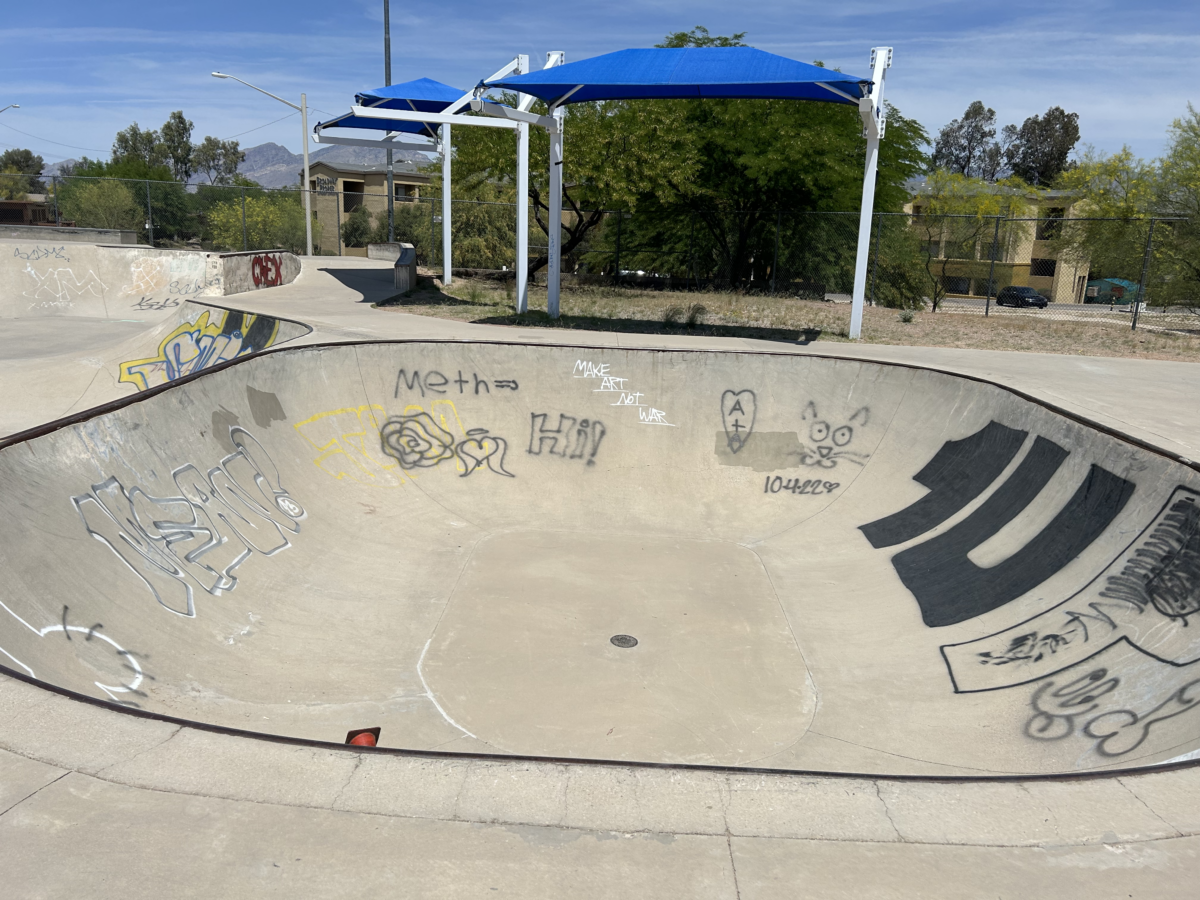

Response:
(12, 245), (69, 262)
(296, 405), (404, 487)
(395, 368), (519, 398)
(72, 426), (304, 618)
(131, 296), (182, 311)
(574, 358), (675, 426)
(527, 413), (606, 465)
(0, 597), (146, 704)
(23, 264), (107, 308)
(121, 255), (215, 302)
(861, 421), (1027, 548)
(381, 412), (513, 478)
(860, 421), (1135, 628)
(764, 476), (840, 496)
(455, 429), (515, 477)
(298, 400), (508, 486)
(118, 309), (281, 390)
(721, 390), (756, 454)
(382, 412), (456, 469)
(1024, 667), (1200, 758)
(799, 402), (870, 468)
(251, 253), (283, 287)
(943, 487), (1200, 692)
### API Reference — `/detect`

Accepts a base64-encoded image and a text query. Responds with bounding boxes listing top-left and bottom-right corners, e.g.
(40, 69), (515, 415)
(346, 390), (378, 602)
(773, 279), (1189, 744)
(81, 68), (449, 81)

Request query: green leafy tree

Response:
(1006, 106), (1080, 186)
(340, 204), (373, 247)
(193, 136), (245, 185)
(451, 27), (928, 287)
(207, 192), (319, 253)
(931, 101), (1002, 180)
(910, 171), (1036, 309)
(112, 122), (167, 168)
(58, 179), (142, 230)
(1152, 106), (1200, 306)
(160, 110), (195, 182)
(1052, 147), (1155, 295)
(0, 148), (46, 193)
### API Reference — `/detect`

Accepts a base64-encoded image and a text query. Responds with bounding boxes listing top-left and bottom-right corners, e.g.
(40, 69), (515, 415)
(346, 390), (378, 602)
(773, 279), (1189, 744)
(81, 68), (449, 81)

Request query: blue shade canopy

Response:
(486, 48), (870, 105)
(354, 77), (465, 110)
(316, 77), (467, 137)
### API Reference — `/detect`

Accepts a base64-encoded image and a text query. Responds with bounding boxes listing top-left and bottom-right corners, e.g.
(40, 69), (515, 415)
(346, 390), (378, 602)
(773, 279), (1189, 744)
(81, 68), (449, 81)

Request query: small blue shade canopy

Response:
(486, 48), (870, 105)
(315, 77), (466, 136)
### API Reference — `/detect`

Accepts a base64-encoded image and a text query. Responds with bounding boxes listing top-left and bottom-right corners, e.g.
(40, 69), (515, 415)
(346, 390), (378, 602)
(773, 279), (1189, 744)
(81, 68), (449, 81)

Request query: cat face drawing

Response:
(799, 402), (870, 469)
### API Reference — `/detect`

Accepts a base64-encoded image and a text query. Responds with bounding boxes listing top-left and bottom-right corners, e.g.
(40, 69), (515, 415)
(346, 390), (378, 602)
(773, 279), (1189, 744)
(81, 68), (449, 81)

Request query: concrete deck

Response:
(3, 254), (1200, 896)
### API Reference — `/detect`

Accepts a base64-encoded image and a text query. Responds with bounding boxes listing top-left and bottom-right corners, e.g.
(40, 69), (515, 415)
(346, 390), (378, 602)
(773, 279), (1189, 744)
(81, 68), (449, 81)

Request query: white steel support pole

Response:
(442, 123), (452, 285)
(301, 92), (313, 257)
(516, 123), (530, 311)
(547, 113), (564, 318)
(849, 48), (891, 340)
(515, 55), (530, 313)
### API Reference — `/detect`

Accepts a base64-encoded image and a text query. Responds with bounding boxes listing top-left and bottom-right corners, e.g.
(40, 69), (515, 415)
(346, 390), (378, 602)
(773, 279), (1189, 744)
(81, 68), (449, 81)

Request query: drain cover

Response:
(610, 634), (638, 649)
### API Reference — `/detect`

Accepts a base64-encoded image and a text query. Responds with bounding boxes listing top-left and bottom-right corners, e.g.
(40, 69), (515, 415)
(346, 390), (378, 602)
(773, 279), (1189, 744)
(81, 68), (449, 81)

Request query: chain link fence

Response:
(3, 172), (1195, 332)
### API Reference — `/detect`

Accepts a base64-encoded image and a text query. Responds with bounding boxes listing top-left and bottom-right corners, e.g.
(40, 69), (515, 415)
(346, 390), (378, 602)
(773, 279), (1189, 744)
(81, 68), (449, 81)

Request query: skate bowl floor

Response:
(3, 338), (1200, 778)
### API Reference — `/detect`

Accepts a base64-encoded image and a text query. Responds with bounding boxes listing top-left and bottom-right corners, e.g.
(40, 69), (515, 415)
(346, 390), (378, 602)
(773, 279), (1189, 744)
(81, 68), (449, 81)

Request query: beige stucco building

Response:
(907, 185), (1090, 304)
(303, 161), (432, 256)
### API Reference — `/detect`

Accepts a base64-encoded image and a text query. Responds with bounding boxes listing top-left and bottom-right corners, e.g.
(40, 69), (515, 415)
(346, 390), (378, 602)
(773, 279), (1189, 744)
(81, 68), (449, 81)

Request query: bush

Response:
(207, 193), (319, 253)
(58, 179), (143, 232)
(340, 205), (373, 248)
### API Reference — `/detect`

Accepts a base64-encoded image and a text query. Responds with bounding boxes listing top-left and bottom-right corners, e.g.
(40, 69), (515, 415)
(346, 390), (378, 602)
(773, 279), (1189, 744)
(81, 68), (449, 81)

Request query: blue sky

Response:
(0, 0), (1195, 166)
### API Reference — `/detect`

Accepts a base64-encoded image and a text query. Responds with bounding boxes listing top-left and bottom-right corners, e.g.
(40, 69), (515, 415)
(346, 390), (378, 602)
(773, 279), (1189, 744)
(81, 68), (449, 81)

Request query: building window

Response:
(1030, 258), (1057, 277)
(1036, 209), (1065, 240)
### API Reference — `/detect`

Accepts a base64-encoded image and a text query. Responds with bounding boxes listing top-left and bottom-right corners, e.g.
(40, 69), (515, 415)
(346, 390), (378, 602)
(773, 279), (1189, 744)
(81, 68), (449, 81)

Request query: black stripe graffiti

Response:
(73, 427), (305, 618)
(860, 421), (1135, 628)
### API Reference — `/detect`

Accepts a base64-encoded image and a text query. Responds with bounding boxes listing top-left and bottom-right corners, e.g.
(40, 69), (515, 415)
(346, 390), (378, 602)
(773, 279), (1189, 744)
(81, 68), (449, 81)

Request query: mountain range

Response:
(238, 142), (435, 188)
(40, 141), (435, 188)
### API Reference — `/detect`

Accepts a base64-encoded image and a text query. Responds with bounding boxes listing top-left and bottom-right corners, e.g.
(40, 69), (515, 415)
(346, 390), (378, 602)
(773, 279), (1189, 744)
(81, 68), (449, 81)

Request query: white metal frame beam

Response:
(849, 47), (892, 340)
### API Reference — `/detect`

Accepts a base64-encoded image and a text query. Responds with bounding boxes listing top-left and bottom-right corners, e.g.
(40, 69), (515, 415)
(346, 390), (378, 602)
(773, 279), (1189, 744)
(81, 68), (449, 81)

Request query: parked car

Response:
(996, 286), (1049, 308)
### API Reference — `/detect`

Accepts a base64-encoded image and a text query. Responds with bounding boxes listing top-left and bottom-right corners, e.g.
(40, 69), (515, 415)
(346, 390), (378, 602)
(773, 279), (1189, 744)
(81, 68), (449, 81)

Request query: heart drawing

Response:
(721, 390), (757, 454)
(455, 429), (515, 478)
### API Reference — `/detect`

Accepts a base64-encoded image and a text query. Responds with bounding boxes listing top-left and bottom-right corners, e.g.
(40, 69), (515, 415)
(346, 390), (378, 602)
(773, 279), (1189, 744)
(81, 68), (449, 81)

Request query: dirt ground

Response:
(377, 275), (1200, 363)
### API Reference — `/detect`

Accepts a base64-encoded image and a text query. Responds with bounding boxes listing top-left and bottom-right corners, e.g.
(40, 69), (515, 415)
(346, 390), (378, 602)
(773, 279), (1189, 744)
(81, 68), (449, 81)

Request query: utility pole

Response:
(384, 0), (395, 242)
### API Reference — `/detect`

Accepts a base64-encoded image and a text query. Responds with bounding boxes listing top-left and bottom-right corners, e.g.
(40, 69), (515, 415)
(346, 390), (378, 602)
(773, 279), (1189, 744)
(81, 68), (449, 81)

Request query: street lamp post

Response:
(211, 73), (313, 257)
(384, 0), (395, 243)
(0, 104), (19, 114)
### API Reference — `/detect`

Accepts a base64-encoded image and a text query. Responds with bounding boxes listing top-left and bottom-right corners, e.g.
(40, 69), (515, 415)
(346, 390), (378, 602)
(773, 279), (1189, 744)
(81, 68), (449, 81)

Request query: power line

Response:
(0, 121), (107, 153)
(223, 110), (298, 140)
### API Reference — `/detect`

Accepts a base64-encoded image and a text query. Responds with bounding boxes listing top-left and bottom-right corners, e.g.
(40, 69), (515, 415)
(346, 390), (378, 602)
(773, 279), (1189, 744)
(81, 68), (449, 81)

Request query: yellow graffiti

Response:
(294, 400), (472, 487)
(118, 310), (279, 391)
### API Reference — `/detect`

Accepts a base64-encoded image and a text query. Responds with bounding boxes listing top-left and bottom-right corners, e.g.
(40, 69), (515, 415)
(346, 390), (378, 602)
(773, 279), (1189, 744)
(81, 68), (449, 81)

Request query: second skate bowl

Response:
(2, 339), (1199, 778)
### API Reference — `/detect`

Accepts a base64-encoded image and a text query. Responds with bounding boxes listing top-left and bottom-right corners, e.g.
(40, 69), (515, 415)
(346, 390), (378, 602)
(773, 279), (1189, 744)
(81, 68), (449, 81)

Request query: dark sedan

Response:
(996, 286), (1049, 308)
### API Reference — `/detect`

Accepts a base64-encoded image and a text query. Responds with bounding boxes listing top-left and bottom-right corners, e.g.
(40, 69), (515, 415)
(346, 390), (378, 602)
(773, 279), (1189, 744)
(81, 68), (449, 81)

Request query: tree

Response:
(340, 205), (373, 247)
(160, 110), (194, 182)
(931, 102), (1001, 180)
(206, 191), (319, 253)
(0, 148), (46, 193)
(193, 136), (245, 185)
(1155, 105), (1200, 306)
(58, 179), (142, 230)
(659, 25), (747, 47)
(911, 171), (1037, 309)
(112, 122), (166, 168)
(1006, 106), (1080, 186)
(450, 27), (929, 286)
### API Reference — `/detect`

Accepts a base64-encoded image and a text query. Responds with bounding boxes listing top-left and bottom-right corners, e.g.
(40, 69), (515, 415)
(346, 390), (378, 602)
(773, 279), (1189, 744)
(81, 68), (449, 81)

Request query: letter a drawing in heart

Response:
(721, 390), (757, 454)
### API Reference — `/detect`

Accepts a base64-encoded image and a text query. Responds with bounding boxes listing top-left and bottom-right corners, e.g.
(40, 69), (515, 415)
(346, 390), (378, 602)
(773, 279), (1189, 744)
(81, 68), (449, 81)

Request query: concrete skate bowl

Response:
(2, 340), (1200, 779)
(0, 298), (311, 438)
